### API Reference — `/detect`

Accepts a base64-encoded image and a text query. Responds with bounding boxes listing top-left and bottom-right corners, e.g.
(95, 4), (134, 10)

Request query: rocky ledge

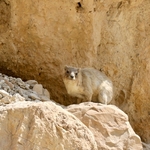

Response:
(0, 73), (143, 150)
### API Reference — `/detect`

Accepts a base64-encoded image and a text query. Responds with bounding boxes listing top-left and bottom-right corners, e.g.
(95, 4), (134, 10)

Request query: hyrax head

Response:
(64, 66), (80, 80)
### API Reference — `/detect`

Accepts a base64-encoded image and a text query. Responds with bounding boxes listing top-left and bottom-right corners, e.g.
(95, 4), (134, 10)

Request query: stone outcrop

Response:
(0, 101), (97, 150)
(0, 73), (50, 105)
(0, 0), (150, 144)
(0, 73), (143, 149)
(67, 102), (143, 150)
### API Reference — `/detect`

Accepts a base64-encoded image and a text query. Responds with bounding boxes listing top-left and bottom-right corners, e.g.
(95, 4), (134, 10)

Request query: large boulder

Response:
(67, 102), (143, 150)
(0, 101), (97, 150)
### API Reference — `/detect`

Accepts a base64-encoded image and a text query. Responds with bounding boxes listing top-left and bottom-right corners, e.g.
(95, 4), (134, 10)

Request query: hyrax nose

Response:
(70, 72), (75, 79)
(70, 75), (74, 79)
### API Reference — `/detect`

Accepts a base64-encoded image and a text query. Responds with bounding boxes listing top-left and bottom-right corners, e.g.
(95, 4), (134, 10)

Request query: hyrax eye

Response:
(75, 73), (78, 76)
(66, 70), (69, 74)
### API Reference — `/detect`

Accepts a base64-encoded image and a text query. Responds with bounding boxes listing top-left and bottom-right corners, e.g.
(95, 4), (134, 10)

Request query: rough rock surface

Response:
(0, 73), (50, 104)
(0, 73), (144, 149)
(67, 102), (143, 150)
(143, 143), (150, 150)
(0, 101), (97, 150)
(0, 0), (150, 144)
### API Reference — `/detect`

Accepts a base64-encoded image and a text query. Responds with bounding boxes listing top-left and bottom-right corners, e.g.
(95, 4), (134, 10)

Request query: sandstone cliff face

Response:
(0, 0), (150, 144)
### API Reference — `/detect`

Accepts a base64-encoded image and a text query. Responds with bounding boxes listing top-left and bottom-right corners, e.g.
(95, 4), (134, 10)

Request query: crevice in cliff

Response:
(76, 2), (84, 12)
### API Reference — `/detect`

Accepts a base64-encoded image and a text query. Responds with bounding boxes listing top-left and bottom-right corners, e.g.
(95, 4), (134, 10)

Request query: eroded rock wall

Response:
(0, 0), (150, 143)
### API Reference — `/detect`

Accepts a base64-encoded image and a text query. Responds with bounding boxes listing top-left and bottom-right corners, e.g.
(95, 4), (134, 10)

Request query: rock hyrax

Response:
(63, 66), (113, 104)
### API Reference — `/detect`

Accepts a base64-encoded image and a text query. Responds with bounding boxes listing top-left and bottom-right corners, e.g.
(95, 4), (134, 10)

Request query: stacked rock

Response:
(0, 73), (50, 105)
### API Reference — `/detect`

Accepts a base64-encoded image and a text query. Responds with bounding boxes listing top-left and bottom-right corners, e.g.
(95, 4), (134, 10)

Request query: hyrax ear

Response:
(64, 65), (68, 71)
(77, 68), (81, 72)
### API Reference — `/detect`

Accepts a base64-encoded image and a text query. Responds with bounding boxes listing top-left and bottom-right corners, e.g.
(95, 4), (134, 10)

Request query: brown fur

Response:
(63, 66), (113, 104)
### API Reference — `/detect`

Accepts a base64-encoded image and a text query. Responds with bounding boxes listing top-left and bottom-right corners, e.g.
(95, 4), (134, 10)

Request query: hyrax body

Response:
(63, 66), (113, 104)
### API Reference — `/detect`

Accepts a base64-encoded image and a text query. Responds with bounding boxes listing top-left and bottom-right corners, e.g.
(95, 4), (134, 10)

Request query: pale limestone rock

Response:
(26, 80), (38, 88)
(0, 101), (98, 150)
(0, 94), (3, 99)
(40, 95), (50, 102)
(0, 0), (150, 144)
(0, 93), (25, 105)
(67, 102), (143, 150)
(0, 80), (5, 85)
(0, 73), (51, 103)
(29, 93), (41, 100)
(1, 96), (11, 104)
(18, 88), (27, 97)
(43, 89), (50, 99)
(33, 84), (43, 95)
(16, 78), (26, 89)
(11, 93), (25, 102)
(0, 90), (10, 97)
